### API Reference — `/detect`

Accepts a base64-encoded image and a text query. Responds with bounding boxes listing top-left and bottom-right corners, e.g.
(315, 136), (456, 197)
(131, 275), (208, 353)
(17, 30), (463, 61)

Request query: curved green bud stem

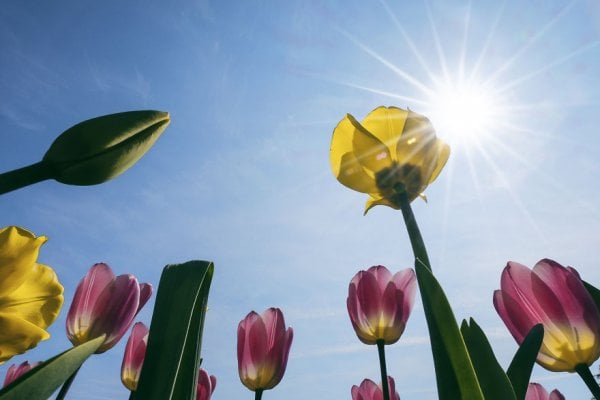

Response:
(0, 161), (54, 195)
(575, 363), (600, 399)
(55, 367), (81, 400)
(255, 389), (264, 400)
(376, 340), (391, 400)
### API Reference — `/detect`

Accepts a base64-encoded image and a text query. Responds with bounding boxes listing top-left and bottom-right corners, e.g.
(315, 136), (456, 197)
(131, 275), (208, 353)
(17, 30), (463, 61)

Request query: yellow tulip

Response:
(0, 226), (63, 364)
(330, 106), (450, 214)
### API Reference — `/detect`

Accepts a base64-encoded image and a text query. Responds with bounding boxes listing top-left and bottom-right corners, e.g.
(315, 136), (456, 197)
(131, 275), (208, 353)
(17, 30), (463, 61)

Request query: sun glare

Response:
(425, 79), (505, 147)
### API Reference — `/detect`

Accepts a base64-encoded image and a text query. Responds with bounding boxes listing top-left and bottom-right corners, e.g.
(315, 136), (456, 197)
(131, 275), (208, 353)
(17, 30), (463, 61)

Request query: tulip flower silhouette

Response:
(237, 308), (293, 397)
(494, 259), (600, 372)
(347, 266), (416, 345)
(351, 377), (401, 400)
(66, 263), (152, 353)
(121, 322), (149, 391)
(330, 106), (449, 214)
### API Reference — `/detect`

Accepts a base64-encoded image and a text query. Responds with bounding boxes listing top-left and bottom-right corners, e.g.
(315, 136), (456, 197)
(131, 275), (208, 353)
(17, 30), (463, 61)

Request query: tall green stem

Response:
(377, 340), (391, 400)
(576, 363), (600, 399)
(0, 161), (54, 195)
(255, 389), (264, 400)
(55, 367), (80, 400)
(395, 185), (431, 270)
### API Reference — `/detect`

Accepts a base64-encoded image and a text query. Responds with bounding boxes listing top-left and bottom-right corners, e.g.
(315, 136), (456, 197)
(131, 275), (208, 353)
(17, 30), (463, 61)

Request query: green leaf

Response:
(0, 335), (104, 400)
(506, 324), (544, 400)
(415, 259), (484, 400)
(583, 281), (600, 311)
(460, 318), (516, 400)
(132, 260), (214, 400)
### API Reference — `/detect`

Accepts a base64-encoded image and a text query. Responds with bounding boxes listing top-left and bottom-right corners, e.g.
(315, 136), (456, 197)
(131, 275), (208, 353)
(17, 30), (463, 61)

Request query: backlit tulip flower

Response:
(66, 263), (152, 353)
(237, 308), (293, 392)
(3, 361), (42, 387)
(121, 322), (149, 391)
(196, 368), (217, 400)
(0, 226), (63, 364)
(494, 259), (600, 372)
(525, 383), (565, 400)
(347, 266), (416, 345)
(351, 377), (401, 400)
(330, 106), (450, 214)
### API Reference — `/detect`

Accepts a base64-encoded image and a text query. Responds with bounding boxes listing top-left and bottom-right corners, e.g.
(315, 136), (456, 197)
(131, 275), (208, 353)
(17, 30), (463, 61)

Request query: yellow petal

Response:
(0, 263), (64, 329)
(395, 110), (437, 167)
(348, 114), (393, 173)
(427, 140), (451, 184)
(364, 194), (400, 215)
(0, 312), (50, 364)
(0, 227), (47, 293)
(330, 116), (378, 193)
(361, 106), (409, 156)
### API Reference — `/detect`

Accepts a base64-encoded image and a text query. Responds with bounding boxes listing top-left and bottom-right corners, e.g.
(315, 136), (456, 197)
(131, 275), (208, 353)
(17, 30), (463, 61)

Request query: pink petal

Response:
(548, 389), (565, 400)
(137, 283), (153, 314)
(367, 265), (393, 293)
(91, 275), (140, 352)
(66, 263), (115, 339)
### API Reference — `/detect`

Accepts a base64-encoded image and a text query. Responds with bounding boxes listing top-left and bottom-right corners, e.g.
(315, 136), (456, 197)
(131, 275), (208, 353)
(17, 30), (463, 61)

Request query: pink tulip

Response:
(237, 307), (293, 391)
(347, 266), (416, 345)
(121, 322), (149, 391)
(351, 377), (401, 400)
(196, 368), (217, 400)
(494, 259), (600, 372)
(3, 361), (42, 387)
(525, 383), (565, 400)
(66, 263), (152, 353)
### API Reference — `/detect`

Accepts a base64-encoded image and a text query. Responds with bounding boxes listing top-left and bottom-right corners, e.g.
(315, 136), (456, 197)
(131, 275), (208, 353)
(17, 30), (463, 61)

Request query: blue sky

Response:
(1, 0), (600, 398)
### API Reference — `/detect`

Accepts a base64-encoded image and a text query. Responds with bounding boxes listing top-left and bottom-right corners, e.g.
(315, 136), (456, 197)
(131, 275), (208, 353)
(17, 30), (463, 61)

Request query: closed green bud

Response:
(43, 110), (170, 185)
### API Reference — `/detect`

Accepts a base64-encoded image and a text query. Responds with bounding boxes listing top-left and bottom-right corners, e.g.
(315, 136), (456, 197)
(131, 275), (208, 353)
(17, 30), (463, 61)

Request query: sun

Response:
(424, 78), (506, 148)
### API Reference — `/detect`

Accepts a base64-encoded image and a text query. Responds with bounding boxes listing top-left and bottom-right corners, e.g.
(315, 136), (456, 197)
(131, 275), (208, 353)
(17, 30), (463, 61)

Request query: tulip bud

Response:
(43, 110), (170, 185)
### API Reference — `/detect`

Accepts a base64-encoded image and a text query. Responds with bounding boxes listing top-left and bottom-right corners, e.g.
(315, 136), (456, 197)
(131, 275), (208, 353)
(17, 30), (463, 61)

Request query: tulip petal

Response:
(121, 322), (149, 391)
(0, 263), (63, 329)
(427, 140), (451, 184)
(0, 313), (49, 363)
(330, 116), (378, 193)
(349, 114), (393, 174)
(66, 263), (115, 341)
(137, 283), (153, 314)
(364, 194), (399, 215)
(0, 227), (47, 293)
(361, 106), (409, 156)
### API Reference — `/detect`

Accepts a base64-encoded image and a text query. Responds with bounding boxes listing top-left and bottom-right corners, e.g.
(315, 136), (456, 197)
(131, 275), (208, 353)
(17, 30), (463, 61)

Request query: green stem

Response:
(395, 186), (431, 270)
(55, 367), (80, 400)
(376, 340), (391, 400)
(0, 161), (54, 195)
(576, 363), (600, 399)
(255, 389), (264, 400)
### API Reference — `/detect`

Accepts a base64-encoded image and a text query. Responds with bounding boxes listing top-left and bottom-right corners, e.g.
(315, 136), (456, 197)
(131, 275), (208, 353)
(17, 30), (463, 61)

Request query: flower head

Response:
(43, 110), (170, 186)
(347, 266), (416, 345)
(237, 307), (293, 391)
(351, 377), (401, 400)
(494, 259), (600, 372)
(121, 322), (149, 391)
(525, 382), (565, 400)
(66, 263), (152, 353)
(330, 106), (450, 214)
(196, 368), (217, 400)
(0, 226), (63, 364)
(3, 360), (42, 387)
